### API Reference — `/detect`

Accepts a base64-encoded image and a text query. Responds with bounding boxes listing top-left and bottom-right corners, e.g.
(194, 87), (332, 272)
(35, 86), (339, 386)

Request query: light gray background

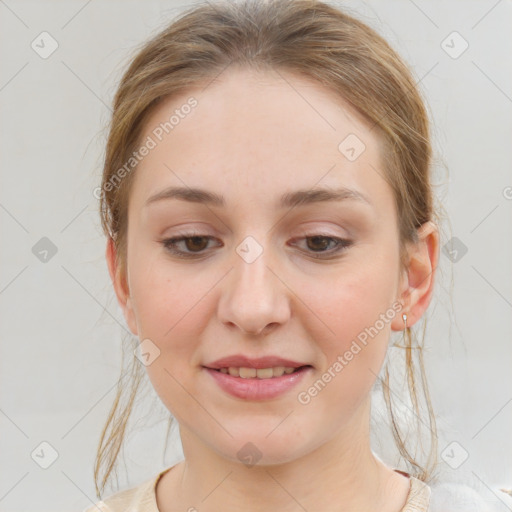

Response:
(1, 1), (511, 511)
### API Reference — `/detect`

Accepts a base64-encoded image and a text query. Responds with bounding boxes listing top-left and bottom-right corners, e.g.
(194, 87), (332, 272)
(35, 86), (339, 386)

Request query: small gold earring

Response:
(402, 313), (407, 330)
(393, 313), (419, 349)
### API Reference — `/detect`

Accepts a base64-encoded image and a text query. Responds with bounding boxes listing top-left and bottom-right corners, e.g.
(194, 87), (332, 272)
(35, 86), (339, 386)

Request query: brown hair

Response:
(95, 0), (443, 498)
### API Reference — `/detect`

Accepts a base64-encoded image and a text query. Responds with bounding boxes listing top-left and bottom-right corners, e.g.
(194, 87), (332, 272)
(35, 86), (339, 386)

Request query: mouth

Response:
(203, 364), (313, 400)
(205, 365), (312, 379)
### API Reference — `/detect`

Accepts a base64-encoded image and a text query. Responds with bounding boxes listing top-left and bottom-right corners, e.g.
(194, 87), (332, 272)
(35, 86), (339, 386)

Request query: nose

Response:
(217, 238), (290, 336)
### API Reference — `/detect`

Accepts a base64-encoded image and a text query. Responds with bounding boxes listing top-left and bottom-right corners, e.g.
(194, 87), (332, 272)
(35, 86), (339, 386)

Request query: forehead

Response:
(130, 66), (391, 215)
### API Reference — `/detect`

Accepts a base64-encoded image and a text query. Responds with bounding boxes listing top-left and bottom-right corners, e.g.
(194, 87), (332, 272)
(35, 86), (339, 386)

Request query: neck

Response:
(158, 402), (406, 511)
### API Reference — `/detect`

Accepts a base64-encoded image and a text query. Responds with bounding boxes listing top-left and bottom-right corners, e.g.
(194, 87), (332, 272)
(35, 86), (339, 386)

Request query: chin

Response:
(210, 429), (313, 468)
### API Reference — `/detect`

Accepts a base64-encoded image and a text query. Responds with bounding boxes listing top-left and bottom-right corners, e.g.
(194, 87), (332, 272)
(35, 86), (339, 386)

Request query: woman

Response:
(85, 1), (487, 510)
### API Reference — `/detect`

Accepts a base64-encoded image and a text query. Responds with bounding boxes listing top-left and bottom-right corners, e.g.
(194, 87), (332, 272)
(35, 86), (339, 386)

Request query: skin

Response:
(106, 66), (439, 512)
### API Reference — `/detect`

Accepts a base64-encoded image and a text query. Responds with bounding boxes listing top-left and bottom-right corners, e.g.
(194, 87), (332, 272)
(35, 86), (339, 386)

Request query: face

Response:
(111, 66), (412, 465)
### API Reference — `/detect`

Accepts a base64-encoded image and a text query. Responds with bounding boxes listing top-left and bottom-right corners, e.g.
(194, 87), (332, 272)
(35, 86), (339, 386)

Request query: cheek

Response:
(129, 267), (212, 421)
(292, 269), (395, 421)
(131, 270), (210, 358)
(127, 250), (222, 403)
(128, 238), (208, 340)
(303, 254), (398, 382)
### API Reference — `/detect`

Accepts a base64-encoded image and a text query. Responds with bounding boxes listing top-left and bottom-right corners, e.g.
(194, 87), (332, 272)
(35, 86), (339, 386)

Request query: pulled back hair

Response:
(95, 0), (442, 498)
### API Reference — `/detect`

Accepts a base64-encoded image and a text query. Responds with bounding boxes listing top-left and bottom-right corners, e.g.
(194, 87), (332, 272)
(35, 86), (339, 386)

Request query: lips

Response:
(203, 354), (311, 370)
(203, 354), (313, 400)
(204, 365), (312, 400)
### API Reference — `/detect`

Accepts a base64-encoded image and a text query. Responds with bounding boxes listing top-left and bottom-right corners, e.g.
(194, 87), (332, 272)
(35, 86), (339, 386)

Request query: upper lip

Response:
(204, 355), (311, 370)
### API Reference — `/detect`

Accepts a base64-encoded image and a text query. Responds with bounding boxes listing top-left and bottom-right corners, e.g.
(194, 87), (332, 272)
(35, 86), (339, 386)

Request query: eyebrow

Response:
(144, 185), (372, 209)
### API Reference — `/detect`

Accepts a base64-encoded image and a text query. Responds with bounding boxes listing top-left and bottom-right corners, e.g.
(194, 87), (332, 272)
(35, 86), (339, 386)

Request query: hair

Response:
(95, 0), (444, 499)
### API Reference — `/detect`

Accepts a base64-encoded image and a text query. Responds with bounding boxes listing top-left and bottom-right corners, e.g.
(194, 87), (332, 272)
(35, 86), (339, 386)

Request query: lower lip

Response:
(204, 367), (312, 400)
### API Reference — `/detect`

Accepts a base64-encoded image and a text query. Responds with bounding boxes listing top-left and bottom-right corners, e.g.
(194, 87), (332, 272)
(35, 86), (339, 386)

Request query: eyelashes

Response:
(162, 235), (215, 256)
(160, 233), (353, 259)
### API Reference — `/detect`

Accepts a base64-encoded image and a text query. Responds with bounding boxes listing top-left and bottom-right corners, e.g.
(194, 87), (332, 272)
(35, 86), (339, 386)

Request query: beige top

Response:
(83, 466), (430, 512)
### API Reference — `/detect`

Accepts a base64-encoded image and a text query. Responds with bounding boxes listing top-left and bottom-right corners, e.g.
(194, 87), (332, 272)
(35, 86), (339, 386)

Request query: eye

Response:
(291, 234), (353, 257)
(160, 233), (353, 259)
(161, 234), (220, 258)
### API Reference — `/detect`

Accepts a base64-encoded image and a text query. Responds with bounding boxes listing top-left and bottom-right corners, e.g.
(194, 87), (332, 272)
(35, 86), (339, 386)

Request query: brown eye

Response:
(161, 233), (352, 260)
(161, 234), (218, 257)
(292, 234), (353, 258)
(306, 236), (332, 251)
(183, 236), (209, 252)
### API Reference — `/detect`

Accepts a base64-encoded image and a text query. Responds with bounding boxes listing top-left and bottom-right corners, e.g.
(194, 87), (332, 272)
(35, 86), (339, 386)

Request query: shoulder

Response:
(82, 481), (152, 512)
(428, 481), (512, 512)
(82, 467), (170, 512)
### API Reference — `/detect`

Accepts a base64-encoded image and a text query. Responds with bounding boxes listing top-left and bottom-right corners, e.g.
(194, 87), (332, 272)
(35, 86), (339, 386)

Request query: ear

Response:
(391, 221), (439, 330)
(106, 237), (138, 335)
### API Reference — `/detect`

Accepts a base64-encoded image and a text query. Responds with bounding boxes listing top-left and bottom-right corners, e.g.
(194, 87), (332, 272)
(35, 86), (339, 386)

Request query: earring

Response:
(392, 313), (409, 348)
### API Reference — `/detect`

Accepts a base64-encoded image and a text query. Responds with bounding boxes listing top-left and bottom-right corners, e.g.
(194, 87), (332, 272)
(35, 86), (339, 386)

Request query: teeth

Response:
(228, 367), (240, 377)
(239, 367), (256, 378)
(218, 366), (301, 379)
